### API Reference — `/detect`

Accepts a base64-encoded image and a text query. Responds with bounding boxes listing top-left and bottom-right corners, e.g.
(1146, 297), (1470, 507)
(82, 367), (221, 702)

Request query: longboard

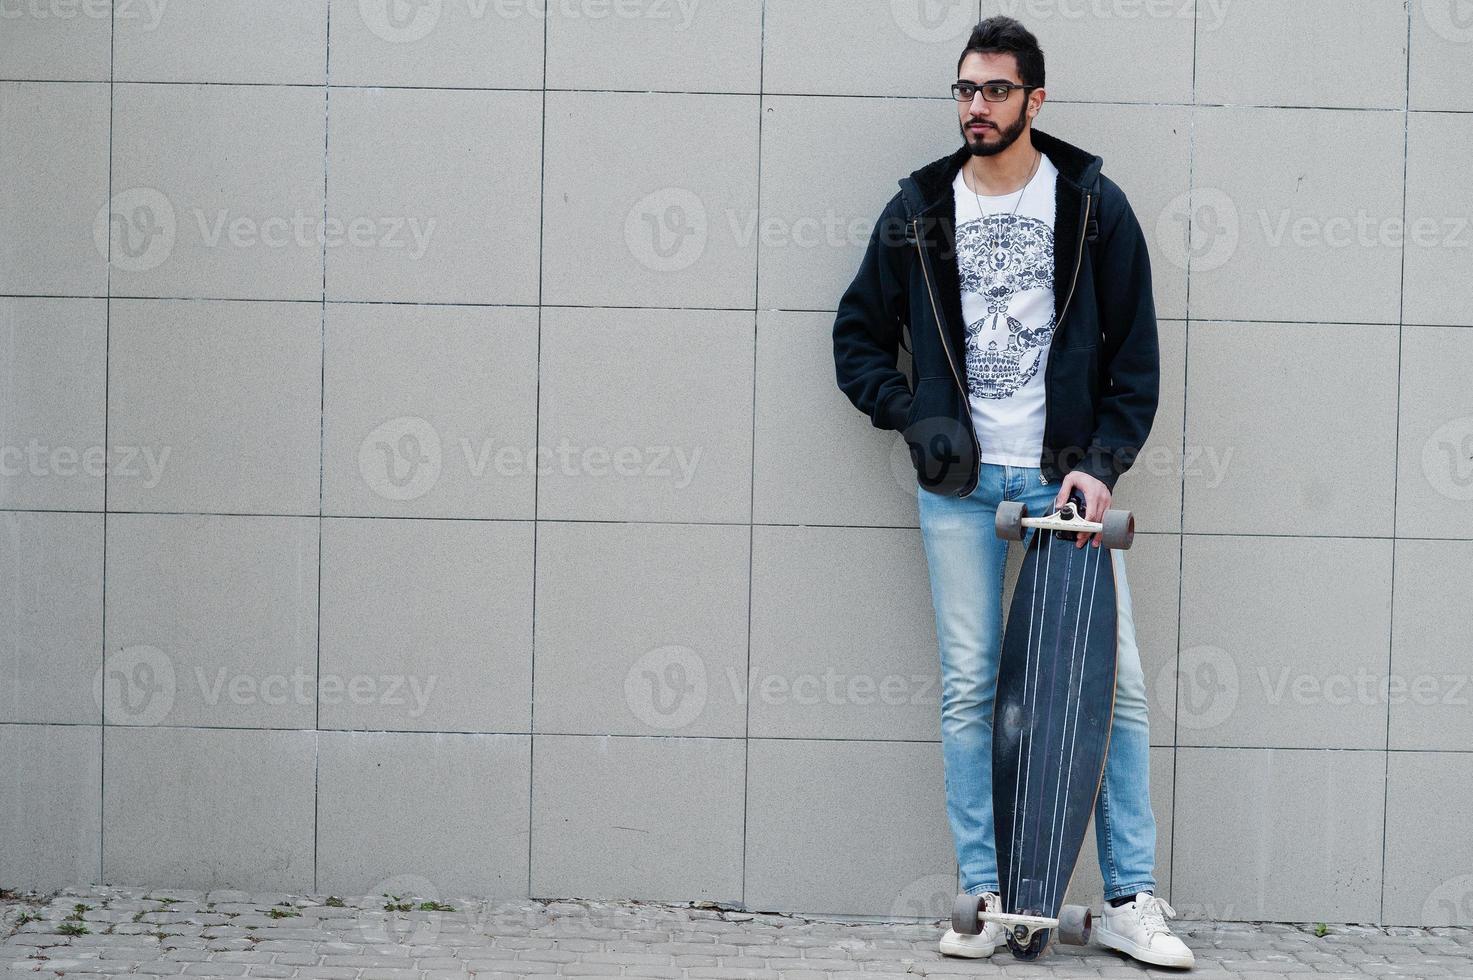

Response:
(951, 491), (1135, 959)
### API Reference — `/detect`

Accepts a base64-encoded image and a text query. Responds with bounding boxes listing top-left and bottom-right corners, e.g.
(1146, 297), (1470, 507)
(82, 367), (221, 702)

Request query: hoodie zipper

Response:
(1055, 191), (1092, 341)
(910, 215), (981, 497)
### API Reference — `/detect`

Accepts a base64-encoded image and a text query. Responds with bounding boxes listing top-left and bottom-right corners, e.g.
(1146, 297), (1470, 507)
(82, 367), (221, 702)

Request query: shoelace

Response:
(1135, 894), (1177, 937)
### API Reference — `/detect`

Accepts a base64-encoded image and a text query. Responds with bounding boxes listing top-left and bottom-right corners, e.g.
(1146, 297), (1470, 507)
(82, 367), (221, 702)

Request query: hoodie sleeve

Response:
(832, 192), (913, 432)
(1075, 179), (1160, 491)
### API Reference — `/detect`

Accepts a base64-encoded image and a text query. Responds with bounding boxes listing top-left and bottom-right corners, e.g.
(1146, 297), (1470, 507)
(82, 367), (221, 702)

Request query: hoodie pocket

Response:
(902, 377), (975, 493)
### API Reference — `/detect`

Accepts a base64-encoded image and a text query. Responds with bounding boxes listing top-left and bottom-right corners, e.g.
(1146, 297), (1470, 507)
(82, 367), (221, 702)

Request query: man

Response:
(832, 17), (1193, 969)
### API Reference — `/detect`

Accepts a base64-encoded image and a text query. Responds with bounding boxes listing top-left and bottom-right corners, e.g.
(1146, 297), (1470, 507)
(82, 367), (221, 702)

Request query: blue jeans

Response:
(917, 462), (1156, 902)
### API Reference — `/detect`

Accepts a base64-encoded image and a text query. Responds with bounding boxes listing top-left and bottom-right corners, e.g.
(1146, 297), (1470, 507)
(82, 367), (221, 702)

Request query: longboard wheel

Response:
(1100, 508), (1135, 550)
(950, 892), (984, 936)
(995, 500), (1028, 541)
(1057, 904), (1092, 946)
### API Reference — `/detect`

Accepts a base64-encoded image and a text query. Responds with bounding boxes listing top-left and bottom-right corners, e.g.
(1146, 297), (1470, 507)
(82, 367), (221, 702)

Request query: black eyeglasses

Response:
(952, 80), (1037, 103)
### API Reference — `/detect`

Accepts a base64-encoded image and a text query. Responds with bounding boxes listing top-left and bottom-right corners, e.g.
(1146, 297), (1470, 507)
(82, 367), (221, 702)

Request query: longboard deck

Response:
(992, 524), (1118, 957)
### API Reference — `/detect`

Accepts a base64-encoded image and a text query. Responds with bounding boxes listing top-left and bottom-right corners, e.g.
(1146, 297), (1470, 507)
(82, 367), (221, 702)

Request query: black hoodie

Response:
(832, 127), (1159, 496)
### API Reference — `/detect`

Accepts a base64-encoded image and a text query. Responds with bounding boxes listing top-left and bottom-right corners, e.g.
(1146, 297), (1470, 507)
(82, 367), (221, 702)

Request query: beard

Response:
(961, 108), (1027, 157)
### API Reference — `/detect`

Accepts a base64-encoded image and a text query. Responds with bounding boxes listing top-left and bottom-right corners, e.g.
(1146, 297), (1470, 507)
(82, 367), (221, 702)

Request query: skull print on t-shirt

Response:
(952, 155), (1059, 467)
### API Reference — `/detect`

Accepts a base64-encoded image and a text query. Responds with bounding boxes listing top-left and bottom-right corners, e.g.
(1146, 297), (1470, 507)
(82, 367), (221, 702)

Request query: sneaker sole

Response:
(1095, 927), (1194, 969)
(938, 935), (1000, 958)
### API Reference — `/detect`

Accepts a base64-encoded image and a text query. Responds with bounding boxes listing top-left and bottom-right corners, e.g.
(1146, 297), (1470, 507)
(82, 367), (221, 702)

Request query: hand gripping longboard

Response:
(950, 490), (1135, 960)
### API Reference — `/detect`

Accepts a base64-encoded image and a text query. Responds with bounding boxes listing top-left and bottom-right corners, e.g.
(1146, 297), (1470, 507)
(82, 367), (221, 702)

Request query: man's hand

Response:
(1054, 470), (1110, 549)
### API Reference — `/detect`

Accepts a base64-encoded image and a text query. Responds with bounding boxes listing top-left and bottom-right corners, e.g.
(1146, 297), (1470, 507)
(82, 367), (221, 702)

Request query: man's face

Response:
(956, 51), (1038, 157)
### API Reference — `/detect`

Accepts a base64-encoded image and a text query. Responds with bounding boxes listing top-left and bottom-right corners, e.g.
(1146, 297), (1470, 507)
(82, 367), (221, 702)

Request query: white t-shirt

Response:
(952, 155), (1059, 466)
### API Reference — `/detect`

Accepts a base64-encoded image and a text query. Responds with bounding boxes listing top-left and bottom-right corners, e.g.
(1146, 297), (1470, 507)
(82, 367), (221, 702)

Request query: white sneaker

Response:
(938, 892), (1006, 958)
(1095, 892), (1195, 968)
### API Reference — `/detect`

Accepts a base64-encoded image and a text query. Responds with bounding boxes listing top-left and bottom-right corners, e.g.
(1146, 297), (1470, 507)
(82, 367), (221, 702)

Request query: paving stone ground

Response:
(2, 886), (1469, 980)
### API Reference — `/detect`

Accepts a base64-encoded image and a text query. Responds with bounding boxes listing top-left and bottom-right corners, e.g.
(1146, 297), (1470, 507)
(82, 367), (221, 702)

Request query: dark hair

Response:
(957, 16), (1045, 89)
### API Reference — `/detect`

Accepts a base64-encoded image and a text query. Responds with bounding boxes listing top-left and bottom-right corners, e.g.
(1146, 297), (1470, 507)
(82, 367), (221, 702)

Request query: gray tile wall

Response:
(1, 0), (1469, 927)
